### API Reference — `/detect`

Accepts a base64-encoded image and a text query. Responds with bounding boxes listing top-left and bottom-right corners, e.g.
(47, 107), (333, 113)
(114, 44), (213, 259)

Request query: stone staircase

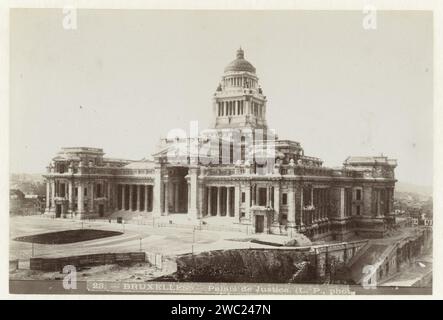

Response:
(105, 210), (153, 223)
(346, 243), (390, 284)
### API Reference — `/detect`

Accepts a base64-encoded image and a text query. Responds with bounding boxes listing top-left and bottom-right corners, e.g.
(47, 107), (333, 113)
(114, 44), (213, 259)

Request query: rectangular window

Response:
(84, 188), (87, 196)
(74, 187), (78, 196)
(96, 184), (102, 197)
(241, 192), (245, 203)
(258, 188), (267, 206)
(356, 189), (362, 201)
(356, 205), (361, 215)
(282, 193), (288, 205)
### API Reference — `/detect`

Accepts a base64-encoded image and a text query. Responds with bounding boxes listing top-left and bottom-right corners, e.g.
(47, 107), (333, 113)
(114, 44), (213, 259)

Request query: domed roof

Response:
(224, 48), (256, 73)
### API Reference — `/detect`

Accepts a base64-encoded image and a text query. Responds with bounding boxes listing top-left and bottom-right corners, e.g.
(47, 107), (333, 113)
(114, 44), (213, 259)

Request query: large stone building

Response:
(43, 48), (397, 240)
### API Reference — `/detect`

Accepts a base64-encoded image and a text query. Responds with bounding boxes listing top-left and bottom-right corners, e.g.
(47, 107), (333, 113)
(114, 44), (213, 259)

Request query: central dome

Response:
(224, 48), (256, 73)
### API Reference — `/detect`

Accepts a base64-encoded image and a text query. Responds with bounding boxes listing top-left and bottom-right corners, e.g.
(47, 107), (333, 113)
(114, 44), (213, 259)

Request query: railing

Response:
(204, 166), (236, 176)
(46, 167), (155, 176)
(279, 165), (334, 177)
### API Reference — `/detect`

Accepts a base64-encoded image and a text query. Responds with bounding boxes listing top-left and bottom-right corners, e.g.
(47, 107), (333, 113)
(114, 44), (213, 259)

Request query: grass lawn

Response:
(13, 229), (123, 244)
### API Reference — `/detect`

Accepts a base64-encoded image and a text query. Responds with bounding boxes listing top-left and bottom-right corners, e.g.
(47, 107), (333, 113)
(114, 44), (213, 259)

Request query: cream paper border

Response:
(0, 0), (441, 300)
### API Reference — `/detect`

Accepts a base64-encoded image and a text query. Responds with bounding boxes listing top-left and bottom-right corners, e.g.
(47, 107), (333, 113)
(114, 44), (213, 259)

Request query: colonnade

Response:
(118, 184), (153, 212)
(205, 186), (236, 217)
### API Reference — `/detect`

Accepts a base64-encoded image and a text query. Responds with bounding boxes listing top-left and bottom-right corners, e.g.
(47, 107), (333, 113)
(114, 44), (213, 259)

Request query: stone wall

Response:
(30, 252), (146, 272)
(375, 227), (432, 284)
(171, 240), (368, 283)
(344, 227), (432, 285)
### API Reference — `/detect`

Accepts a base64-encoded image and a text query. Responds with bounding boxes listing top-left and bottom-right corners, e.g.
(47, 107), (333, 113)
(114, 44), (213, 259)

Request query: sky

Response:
(9, 9), (433, 187)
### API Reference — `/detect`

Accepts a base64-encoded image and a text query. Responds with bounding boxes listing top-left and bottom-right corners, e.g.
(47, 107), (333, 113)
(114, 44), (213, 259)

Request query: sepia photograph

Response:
(2, 1), (439, 300)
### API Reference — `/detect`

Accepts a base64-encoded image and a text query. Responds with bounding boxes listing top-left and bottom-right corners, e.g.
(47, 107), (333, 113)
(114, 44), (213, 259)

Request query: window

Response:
(241, 192), (245, 203)
(96, 184), (103, 197)
(241, 211), (245, 218)
(59, 183), (65, 197)
(356, 205), (361, 215)
(74, 187), (78, 196)
(282, 193), (288, 205)
(356, 189), (362, 201)
(84, 188), (88, 196)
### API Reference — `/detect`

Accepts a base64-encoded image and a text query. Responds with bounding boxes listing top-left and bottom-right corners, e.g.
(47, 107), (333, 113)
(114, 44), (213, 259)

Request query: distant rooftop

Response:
(344, 156), (397, 166)
(60, 147), (104, 154)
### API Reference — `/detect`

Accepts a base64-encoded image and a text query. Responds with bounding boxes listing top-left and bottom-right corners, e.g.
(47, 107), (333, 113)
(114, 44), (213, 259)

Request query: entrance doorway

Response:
(167, 167), (189, 213)
(56, 204), (62, 218)
(98, 204), (104, 217)
(255, 215), (264, 233)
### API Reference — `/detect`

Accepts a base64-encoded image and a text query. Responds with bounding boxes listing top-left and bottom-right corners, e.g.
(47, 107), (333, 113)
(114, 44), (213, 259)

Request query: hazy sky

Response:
(10, 9), (433, 187)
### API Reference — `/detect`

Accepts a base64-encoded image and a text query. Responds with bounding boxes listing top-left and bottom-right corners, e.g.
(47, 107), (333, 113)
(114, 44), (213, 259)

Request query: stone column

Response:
(145, 185), (149, 212)
(245, 184), (251, 219)
(287, 184), (295, 229)
(107, 182), (111, 210)
(51, 180), (56, 209)
(271, 184), (280, 234)
(45, 180), (50, 212)
(207, 187), (212, 216)
(256, 185), (260, 206)
(339, 187), (345, 218)
(300, 186), (304, 226)
(121, 184), (125, 210)
(234, 185), (240, 220)
(217, 187), (221, 216)
(89, 182), (94, 214)
(68, 181), (73, 213)
(376, 189), (382, 217)
(388, 188), (394, 214)
(312, 188), (317, 222)
(129, 184), (133, 211)
(197, 183), (205, 219)
(153, 165), (163, 216)
(77, 183), (84, 217)
(188, 167), (198, 218)
(273, 185), (280, 223)
(311, 187), (314, 205)
(174, 183), (179, 213)
(135, 184), (141, 211)
(149, 185), (153, 212)
(187, 183), (190, 212)
(164, 181), (169, 215)
(226, 187), (231, 217)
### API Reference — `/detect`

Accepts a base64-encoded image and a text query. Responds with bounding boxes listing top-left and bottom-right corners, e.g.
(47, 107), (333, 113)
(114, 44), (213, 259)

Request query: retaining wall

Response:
(30, 252), (146, 271)
(173, 240), (368, 283)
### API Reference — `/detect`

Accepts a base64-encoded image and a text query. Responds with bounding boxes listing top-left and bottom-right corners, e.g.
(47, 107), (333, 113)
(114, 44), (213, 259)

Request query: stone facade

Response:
(43, 48), (397, 240)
